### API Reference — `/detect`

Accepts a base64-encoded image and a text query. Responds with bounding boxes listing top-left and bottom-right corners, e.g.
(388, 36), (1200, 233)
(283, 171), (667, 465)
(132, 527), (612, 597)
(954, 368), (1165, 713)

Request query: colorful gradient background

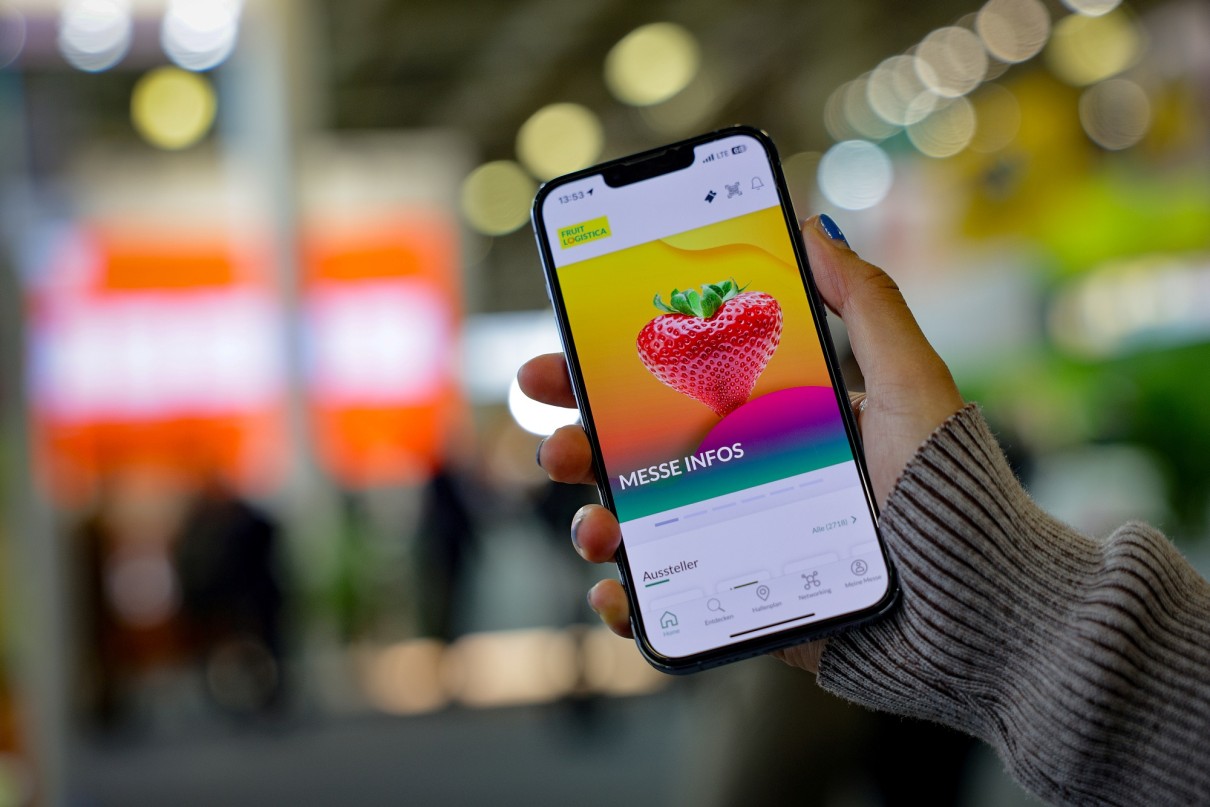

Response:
(558, 206), (852, 521)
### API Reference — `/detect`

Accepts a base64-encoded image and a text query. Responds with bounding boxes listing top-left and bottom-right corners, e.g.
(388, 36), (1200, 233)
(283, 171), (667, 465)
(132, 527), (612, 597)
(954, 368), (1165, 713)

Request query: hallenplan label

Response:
(559, 216), (611, 249)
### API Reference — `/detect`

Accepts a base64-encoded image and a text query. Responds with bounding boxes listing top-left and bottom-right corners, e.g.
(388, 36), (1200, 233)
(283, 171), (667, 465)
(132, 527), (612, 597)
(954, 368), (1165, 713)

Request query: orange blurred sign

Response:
(27, 226), (284, 502)
(302, 209), (464, 487)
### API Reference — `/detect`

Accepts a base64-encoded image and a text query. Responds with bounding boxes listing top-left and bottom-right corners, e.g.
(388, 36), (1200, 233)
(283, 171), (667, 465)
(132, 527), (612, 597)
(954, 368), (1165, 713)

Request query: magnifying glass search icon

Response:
(707, 598), (725, 613)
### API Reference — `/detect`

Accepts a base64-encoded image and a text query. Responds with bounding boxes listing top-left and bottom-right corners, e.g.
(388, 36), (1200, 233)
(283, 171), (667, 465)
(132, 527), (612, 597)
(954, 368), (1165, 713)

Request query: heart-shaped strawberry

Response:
(636, 279), (782, 417)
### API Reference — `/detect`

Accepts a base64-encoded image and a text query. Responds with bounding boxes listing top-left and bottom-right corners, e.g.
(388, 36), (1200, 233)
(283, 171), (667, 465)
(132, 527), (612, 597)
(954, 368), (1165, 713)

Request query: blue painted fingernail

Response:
(535, 438), (546, 468)
(819, 214), (848, 245)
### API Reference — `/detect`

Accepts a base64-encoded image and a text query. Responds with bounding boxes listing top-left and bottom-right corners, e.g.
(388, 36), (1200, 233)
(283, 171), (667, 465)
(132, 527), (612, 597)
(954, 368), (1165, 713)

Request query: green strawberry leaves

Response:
(652, 279), (746, 319)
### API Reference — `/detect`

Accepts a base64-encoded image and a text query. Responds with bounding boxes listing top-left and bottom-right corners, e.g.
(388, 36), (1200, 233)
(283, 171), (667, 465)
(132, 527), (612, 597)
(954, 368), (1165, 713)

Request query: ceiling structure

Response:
(326, 0), (985, 158)
(5, 0), (1169, 312)
(321, 0), (994, 310)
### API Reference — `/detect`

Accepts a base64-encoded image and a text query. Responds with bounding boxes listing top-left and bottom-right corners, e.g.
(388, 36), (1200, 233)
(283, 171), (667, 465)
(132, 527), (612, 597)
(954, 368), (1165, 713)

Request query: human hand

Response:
(517, 214), (964, 673)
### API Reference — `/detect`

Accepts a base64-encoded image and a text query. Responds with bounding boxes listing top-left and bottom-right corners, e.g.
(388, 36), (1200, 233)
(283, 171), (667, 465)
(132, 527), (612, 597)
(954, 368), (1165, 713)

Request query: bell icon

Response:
(751, 177), (765, 190)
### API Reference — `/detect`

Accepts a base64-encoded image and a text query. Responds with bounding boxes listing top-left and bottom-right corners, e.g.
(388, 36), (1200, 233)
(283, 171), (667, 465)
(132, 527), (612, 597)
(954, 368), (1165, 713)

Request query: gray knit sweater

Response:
(819, 405), (1210, 806)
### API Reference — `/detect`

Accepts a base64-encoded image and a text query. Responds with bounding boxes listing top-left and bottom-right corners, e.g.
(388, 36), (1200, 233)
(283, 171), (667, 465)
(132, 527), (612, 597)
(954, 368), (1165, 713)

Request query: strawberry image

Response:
(636, 279), (782, 417)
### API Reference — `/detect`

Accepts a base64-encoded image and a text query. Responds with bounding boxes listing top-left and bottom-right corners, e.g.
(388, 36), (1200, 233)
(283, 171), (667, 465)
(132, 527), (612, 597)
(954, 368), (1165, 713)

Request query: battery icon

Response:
(731, 144), (747, 154)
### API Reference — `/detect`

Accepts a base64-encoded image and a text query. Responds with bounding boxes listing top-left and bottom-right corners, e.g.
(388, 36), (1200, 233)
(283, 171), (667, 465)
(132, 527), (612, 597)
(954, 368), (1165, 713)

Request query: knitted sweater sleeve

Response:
(817, 404), (1210, 806)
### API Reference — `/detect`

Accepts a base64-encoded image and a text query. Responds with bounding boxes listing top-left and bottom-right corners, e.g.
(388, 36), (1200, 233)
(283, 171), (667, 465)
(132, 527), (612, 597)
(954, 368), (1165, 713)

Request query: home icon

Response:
(660, 611), (679, 629)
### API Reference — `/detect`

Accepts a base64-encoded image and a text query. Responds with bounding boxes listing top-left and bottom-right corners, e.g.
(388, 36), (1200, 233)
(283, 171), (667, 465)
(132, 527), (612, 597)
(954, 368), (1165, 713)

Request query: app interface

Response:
(541, 133), (889, 659)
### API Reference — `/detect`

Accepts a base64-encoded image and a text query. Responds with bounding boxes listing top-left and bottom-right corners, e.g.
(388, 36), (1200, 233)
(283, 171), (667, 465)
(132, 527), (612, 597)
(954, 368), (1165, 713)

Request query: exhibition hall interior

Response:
(1, 0), (1208, 803)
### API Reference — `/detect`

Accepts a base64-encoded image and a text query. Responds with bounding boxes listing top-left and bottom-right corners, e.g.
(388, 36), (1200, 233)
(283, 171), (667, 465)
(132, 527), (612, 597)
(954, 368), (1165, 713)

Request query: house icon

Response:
(660, 611), (679, 629)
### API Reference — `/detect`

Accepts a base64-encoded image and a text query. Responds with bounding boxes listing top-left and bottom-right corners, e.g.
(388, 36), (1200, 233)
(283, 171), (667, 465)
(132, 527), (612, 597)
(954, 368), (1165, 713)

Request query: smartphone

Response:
(531, 125), (897, 673)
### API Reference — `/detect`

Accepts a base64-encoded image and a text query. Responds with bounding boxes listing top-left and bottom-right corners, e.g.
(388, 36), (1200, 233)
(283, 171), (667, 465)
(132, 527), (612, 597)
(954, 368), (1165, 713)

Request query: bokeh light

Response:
(969, 83), (1022, 152)
(581, 628), (668, 696)
(1047, 257), (1203, 358)
(1046, 10), (1141, 87)
(604, 22), (700, 107)
(836, 76), (899, 140)
(908, 96), (977, 157)
(104, 550), (180, 628)
(0, 3), (26, 69)
(459, 160), (535, 236)
(162, 0), (243, 72)
(955, 11), (1011, 80)
(975, 0), (1051, 64)
(516, 102), (604, 181)
(204, 639), (280, 715)
(915, 26), (989, 98)
(1061, 0), (1122, 17)
(982, 55), (1011, 81)
(1079, 78), (1151, 150)
(130, 67), (217, 150)
(507, 376), (579, 437)
(824, 81), (862, 141)
(640, 72), (718, 136)
(444, 628), (578, 708)
(363, 639), (449, 715)
(58, 0), (132, 72)
(818, 140), (893, 211)
(867, 54), (937, 126)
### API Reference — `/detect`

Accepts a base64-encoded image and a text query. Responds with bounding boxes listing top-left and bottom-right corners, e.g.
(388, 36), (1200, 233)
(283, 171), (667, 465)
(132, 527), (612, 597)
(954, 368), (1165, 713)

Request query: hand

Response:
(517, 215), (964, 673)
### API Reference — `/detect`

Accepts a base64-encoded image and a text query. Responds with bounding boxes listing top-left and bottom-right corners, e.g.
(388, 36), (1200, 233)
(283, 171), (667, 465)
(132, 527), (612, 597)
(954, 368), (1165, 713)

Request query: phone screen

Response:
(535, 128), (893, 668)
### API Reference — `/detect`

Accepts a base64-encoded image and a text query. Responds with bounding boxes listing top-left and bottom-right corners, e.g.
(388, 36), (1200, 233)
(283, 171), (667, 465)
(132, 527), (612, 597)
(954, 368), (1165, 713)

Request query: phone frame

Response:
(531, 125), (898, 673)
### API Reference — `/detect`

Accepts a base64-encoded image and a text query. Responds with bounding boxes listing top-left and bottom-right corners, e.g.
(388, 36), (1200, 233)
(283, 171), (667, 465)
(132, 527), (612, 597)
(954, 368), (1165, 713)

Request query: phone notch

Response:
(601, 144), (696, 188)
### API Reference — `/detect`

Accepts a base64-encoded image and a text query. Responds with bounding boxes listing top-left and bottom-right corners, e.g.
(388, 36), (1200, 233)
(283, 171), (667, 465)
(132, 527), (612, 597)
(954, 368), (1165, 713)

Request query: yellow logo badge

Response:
(559, 216), (611, 249)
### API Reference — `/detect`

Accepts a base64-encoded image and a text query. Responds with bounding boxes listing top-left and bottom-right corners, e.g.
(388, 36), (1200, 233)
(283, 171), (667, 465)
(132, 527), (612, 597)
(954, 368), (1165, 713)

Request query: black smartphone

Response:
(531, 125), (897, 673)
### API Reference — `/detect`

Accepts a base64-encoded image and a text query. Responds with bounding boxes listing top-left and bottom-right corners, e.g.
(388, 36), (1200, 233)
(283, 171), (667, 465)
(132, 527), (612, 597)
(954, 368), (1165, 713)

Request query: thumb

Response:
(802, 215), (963, 504)
(801, 215), (956, 402)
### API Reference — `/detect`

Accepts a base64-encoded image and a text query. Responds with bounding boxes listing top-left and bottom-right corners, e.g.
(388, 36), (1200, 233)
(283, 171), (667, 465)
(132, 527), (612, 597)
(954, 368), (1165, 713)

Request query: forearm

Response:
(819, 405), (1210, 806)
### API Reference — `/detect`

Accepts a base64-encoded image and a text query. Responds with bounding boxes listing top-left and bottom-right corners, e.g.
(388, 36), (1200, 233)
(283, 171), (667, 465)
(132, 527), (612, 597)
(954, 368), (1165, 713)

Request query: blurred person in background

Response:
(175, 473), (286, 720)
(413, 461), (480, 641)
(74, 467), (193, 730)
(74, 467), (286, 730)
(522, 215), (1210, 806)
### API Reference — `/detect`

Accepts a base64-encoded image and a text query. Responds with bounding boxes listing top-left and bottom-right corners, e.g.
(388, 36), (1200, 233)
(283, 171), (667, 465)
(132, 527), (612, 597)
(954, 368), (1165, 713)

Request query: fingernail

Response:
(570, 510), (584, 553)
(535, 438), (546, 468)
(819, 214), (849, 245)
(586, 590), (599, 614)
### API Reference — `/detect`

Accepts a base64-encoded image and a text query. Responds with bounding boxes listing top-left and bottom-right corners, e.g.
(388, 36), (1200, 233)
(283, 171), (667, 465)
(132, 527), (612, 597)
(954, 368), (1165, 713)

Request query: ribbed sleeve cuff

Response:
(817, 404), (1210, 806)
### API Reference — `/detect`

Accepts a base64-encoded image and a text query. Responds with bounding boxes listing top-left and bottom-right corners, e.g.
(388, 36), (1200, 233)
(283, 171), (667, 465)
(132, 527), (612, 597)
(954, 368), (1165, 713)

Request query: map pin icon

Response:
(757, 585), (770, 601)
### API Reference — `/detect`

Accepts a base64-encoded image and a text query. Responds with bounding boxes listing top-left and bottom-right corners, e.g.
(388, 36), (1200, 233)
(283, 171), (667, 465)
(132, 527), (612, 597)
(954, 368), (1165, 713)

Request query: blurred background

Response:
(1, 0), (1208, 804)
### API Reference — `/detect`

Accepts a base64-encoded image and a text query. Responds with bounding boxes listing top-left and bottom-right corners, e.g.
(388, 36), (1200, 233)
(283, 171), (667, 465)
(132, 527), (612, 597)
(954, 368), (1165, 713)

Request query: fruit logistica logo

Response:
(559, 216), (611, 249)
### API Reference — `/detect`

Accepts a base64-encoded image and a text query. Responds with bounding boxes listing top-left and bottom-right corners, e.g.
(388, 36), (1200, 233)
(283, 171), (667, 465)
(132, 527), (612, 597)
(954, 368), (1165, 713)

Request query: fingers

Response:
(520, 354), (599, 485)
(517, 353), (577, 409)
(521, 356), (621, 637)
(574, 507), (630, 637)
(802, 215), (964, 503)
(536, 424), (597, 485)
(570, 504), (621, 563)
(800, 216), (956, 396)
(587, 579), (633, 638)
(848, 390), (868, 429)
(772, 640), (828, 675)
